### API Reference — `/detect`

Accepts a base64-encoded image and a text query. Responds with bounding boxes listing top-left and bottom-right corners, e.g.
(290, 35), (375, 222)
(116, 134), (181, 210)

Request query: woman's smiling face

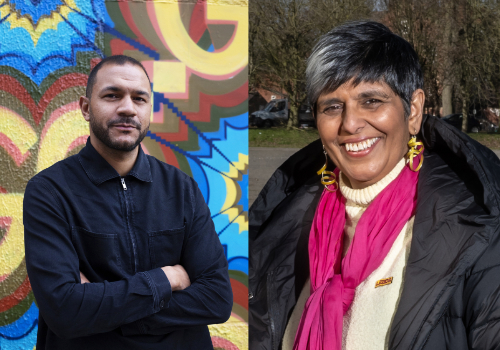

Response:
(316, 80), (424, 189)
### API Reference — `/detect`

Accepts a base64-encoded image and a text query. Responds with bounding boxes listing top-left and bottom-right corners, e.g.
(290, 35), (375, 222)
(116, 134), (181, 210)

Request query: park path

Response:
(249, 148), (298, 207)
(249, 148), (500, 207)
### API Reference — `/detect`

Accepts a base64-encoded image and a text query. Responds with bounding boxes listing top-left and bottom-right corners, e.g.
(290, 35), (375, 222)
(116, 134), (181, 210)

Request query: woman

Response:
(249, 21), (500, 350)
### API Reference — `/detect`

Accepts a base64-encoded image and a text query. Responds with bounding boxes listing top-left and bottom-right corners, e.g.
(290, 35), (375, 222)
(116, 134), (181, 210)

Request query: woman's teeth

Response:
(345, 137), (379, 152)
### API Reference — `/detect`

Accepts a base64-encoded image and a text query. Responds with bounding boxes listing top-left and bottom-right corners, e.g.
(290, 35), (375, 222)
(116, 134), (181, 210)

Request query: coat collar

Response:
(78, 137), (152, 185)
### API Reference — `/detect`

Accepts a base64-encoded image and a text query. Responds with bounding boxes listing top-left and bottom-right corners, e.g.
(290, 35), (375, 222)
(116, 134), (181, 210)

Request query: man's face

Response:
(82, 63), (152, 152)
(316, 79), (421, 189)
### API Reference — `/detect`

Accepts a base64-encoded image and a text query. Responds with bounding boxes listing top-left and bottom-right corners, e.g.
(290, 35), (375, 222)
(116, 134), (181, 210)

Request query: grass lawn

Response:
(468, 133), (500, 150)
(249, 127), (320, 148)
(250, 127), (500, 150)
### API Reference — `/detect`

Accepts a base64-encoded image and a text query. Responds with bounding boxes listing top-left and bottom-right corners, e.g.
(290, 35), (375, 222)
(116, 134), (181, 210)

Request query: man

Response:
(24, 55), (233, 349)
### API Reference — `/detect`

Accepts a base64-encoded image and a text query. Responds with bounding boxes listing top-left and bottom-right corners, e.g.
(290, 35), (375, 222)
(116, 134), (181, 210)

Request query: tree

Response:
(252, 0), (500, 130)
(383, 0), (500, 131)
(452, 0), (500, 131)
(382, 0), (444, 116)
(250, 0), (372, 128)
(441, 0), (455, 117)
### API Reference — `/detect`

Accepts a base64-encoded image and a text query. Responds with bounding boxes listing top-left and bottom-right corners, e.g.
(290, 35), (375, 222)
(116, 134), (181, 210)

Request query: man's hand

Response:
(80, 271), (90, 284)
(161, 265), (191, 291)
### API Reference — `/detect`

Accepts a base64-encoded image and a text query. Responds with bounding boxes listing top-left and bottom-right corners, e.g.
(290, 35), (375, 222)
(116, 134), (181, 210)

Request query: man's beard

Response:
(89, 111), (149, 152)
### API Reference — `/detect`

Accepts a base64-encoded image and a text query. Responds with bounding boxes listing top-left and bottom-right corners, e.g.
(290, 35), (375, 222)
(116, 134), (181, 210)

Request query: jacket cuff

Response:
(120, 269), (171, 336)
(144, 268), (172, 312)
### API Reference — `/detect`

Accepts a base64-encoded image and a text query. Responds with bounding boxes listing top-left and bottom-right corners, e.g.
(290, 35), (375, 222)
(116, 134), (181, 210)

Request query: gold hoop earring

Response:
(407, 134), (424, 172)
(317, 146), (338, 192)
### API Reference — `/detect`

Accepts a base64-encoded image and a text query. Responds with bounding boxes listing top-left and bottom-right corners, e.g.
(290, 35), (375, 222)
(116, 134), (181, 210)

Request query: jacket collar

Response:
(78, 137), (152, 185)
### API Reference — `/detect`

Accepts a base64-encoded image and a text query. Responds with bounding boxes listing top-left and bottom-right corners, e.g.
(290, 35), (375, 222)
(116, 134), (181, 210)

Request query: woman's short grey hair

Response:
(306, 21), (423, 118)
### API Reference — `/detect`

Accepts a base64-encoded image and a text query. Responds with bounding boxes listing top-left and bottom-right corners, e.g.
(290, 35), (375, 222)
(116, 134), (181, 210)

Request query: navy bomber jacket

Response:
(23, 138), (232, 350)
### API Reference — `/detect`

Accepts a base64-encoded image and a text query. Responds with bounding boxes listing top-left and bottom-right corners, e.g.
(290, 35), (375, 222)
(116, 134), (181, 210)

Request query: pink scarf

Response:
(293, 159), (420, 350)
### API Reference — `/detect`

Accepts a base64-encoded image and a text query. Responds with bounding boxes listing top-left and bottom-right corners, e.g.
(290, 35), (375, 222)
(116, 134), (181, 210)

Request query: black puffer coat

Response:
(249, 114), (500, 350)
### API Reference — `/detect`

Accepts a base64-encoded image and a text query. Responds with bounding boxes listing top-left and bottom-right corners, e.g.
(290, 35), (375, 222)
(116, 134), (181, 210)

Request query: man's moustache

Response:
(108, 119), (141, 129)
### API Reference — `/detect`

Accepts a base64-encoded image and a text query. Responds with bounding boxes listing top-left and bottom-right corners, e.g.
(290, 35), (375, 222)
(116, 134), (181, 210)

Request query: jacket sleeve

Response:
(23, 179), (172, 339)
(120, 180), (233, 335)
(465, 263), (500, 349)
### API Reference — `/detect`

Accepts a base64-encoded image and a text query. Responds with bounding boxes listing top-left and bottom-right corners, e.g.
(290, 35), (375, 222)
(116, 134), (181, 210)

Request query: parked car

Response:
(478, 118), (499, 133)
(249, 99), (317, 128)
(442, 114), (463, 130)
(298, 104), (315, 127)
(442, 113), (484, 133)
(249, 99), (288, 128)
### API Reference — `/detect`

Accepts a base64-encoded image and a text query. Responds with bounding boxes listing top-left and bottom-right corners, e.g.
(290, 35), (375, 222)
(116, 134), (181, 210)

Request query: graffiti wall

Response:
(0, 0), (248, 349)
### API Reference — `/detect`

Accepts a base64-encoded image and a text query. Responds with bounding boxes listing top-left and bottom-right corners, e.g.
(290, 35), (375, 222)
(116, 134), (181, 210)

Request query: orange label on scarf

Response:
(375, 277), (393, 288)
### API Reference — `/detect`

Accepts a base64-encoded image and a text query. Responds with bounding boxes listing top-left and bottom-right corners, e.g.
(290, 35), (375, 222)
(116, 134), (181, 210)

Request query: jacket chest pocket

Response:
(148, 226), (185, 268)
(71, 226), (121, 280)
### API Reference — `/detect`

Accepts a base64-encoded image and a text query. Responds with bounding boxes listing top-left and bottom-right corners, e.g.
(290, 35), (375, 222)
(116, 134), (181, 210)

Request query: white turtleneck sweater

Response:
(282, 158), (413, 350)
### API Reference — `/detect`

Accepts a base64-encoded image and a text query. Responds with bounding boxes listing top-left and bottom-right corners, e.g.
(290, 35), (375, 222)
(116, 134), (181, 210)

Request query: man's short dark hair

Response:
(306, 21), (423, 118)
(86, 55), (151, 99)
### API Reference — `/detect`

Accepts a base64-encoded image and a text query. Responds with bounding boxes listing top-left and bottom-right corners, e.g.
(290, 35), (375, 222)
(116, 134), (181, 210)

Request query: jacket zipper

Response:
(121, 177), (138, 272)
(267, 270), (278, 350)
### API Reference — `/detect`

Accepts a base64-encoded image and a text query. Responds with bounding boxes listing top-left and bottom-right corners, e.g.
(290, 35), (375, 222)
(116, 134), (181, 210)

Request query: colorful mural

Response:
(0, 0), (248, 349)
